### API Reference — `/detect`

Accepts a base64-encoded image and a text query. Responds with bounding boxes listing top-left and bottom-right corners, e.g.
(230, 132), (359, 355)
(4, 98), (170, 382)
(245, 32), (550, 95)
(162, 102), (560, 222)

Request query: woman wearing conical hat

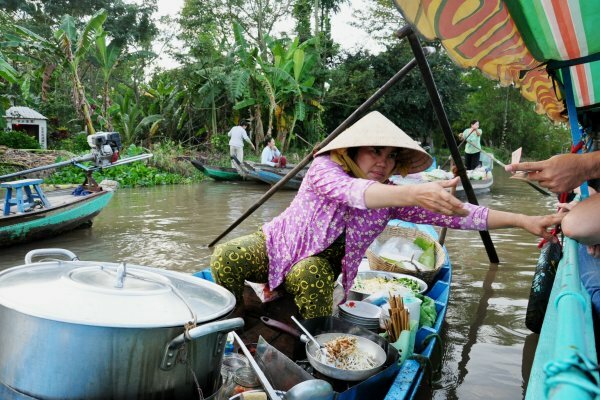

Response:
(211, 111), (563, 318)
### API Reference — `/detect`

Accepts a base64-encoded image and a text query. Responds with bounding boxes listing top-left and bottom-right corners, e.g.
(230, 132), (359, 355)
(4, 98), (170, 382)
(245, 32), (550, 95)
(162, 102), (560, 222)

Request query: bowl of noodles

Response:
(339, 271), (427, 300)
(305, 333), (387, 381)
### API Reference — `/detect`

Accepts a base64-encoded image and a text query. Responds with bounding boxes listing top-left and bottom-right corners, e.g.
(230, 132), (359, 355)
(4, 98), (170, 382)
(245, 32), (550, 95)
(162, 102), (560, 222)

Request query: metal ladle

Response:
(284, 379), (334, 400)
(291, 316), (325, 353)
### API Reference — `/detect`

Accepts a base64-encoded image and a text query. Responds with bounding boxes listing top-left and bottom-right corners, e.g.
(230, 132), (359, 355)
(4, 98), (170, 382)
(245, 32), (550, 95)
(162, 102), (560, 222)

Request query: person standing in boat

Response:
(459, 120), (483, 170)
(261, 136), (287, 168)
(211, 111), (562, 319)
(227, 120), (255, 168)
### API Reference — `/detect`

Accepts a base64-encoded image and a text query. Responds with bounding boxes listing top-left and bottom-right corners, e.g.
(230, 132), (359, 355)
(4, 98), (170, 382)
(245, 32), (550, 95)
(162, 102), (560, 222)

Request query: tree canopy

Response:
(0, 0), (569, 159)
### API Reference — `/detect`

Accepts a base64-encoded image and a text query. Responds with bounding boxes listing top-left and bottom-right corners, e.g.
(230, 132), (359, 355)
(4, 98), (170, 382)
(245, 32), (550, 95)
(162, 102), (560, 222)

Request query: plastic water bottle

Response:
(224, 332), (234, 354)
(402, 293), (422, 327)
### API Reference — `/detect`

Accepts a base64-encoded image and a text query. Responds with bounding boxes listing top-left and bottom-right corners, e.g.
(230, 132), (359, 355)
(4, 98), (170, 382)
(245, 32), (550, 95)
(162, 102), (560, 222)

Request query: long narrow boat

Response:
(243, 162), (305, 190)
(0, 187), (114, 247)
(526, 238), (598, 399)
(193, 219), (451, 399)
(384, 220), (451, 399)
(190, 159), (244, 181)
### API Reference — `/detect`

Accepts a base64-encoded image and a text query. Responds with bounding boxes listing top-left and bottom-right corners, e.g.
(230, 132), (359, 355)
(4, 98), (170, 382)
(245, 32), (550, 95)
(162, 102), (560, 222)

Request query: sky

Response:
(153, 0), (382, 69)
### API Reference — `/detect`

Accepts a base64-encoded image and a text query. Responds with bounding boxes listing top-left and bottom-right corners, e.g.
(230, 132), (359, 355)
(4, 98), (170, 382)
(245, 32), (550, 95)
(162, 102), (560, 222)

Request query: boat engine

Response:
(87, 132), (122, 167)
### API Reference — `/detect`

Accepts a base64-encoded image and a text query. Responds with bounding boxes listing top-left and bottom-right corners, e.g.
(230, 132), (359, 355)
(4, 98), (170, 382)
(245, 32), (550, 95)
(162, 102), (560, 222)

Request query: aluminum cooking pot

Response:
(0, 249), (243, 400)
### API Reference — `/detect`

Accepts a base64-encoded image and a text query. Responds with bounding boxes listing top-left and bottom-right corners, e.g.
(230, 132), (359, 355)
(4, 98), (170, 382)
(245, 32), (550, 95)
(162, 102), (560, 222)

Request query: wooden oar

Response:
(467, 143), (552, 197)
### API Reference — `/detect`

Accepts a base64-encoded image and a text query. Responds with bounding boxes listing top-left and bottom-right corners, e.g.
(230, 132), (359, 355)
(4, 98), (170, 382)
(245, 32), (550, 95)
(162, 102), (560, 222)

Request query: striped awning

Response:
(393, 0), (600, 121)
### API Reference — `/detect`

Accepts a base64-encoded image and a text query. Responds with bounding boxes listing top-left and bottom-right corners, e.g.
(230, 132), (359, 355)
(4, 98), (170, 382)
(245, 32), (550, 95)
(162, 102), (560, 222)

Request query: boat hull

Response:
(0, 190), (113, 247)
(190, 160), (244, 181)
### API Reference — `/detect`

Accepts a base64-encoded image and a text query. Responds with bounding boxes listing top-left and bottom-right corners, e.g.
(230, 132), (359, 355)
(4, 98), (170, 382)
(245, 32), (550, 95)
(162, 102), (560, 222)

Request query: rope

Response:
(407, 332), (445, 385)
(543, 352), (600, 398)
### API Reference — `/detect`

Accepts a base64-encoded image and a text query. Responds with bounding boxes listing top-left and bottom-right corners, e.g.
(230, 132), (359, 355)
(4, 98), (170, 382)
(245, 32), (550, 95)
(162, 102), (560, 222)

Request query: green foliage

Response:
(53, 133), (90, 153)
(210, 134), (230, 153)
(45, 143), (202, 187)
(0, 131), (41, 149)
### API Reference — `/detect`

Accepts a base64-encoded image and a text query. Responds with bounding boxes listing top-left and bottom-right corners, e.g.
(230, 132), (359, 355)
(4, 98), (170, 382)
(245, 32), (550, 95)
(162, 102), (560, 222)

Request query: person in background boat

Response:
(459, 120), (482, 170)
(261, 136), (287, 168)
(211, 112), (563, 319)
(228, 120), (255, 168)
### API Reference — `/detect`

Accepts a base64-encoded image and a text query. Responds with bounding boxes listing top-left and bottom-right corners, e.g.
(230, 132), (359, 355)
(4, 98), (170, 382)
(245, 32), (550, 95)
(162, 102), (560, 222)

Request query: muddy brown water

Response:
(0, 167), (557, 399)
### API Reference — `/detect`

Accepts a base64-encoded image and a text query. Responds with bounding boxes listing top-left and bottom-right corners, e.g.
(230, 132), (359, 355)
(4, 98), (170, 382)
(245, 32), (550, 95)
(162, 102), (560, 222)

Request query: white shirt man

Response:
(227, 122), (254, 168)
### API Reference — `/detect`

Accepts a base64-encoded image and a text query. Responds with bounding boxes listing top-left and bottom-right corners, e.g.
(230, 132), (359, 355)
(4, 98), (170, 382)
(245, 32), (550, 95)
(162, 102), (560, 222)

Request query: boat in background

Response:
(0, 184), (114, 247)
(190, 159), (245, 181)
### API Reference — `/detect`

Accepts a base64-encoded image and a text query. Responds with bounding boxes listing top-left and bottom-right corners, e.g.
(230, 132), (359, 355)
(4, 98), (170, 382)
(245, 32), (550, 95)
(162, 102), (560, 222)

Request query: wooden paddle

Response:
(467, 143), (552, 196)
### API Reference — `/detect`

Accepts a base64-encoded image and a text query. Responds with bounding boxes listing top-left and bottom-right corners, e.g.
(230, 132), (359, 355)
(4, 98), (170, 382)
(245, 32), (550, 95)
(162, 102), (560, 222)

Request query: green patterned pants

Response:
(210, 231), (344, 318)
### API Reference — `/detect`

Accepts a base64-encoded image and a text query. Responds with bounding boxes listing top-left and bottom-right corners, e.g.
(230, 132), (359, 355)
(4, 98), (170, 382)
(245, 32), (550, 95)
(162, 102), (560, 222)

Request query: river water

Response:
(0, 167), (556, 400)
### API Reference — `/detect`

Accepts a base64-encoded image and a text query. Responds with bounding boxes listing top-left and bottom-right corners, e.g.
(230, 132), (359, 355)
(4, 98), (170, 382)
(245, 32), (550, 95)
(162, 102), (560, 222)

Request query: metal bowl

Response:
(305, 333), (387, 381)
(339, 270), (428, 301)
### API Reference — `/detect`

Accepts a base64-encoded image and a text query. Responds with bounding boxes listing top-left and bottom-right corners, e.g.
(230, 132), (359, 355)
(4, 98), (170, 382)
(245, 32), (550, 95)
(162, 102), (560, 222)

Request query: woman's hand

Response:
(519, 214), (564, 240)
(410, 177), (468, 216)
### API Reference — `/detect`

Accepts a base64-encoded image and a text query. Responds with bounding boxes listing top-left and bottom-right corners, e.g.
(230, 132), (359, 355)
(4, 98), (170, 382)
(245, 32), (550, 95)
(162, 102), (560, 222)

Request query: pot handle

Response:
(161, 317), (244, 371)
(260, 316), (302, 338)
(25, 248), (79, 264)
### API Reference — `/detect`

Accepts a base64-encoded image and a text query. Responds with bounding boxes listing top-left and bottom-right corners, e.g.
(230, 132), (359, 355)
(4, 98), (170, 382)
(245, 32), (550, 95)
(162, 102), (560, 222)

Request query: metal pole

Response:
(209, 51), (434, 247)
(406, 30), (499, 263)
(0, 153), (95, 181)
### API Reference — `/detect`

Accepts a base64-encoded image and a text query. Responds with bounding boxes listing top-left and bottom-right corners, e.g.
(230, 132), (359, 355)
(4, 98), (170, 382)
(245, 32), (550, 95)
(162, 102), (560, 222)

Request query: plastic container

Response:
(232, 366), (260, 395)
(402, 293), (422, 327)
(219, 354), (250, 400)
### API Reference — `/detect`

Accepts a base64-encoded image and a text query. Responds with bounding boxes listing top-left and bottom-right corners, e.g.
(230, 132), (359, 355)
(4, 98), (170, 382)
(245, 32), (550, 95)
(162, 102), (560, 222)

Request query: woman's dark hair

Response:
(264, 136), (274, 146)
(470, 119), (479, 126)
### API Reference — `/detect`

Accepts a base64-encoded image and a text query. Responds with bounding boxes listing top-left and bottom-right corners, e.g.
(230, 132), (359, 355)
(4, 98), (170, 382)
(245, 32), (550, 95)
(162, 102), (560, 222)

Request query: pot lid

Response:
(0, 260), (236, 328)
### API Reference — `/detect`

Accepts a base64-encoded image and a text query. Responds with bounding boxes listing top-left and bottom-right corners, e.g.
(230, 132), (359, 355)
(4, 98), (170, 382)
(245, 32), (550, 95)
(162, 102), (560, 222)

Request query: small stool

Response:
(2, 179), (51, 215)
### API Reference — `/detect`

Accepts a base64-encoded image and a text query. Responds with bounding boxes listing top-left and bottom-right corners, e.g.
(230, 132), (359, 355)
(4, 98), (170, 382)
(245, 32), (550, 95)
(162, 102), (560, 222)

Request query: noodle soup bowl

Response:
(303, 332), (387, 381)
(339, 271), (428, 301)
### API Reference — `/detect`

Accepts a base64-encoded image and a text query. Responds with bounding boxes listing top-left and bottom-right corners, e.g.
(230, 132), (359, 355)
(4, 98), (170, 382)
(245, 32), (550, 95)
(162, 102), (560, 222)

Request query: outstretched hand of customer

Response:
(411, 177), (468, 216)
(505, 154), (586, 193)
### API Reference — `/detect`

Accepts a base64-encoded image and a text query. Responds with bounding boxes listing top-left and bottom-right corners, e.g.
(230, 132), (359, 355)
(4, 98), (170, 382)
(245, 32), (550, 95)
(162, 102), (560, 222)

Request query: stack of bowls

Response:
(338, 300), (381, 331)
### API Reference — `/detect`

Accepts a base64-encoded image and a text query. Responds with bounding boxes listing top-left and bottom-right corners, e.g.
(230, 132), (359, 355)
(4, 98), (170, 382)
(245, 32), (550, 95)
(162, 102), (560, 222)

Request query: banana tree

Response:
(54, 10), (107, 134)
(92, 29), (122, 131)
(264, 36), (322, 150)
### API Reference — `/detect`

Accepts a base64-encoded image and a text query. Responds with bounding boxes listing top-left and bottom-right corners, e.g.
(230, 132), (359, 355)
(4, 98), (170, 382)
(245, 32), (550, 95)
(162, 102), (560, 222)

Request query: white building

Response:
(4, 106), (48, 149)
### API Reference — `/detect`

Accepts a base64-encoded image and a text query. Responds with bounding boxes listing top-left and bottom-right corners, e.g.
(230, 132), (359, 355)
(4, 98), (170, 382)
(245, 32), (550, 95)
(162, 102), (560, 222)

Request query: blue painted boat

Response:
(383, 220), (451, 400)
(243, 162), (305, 190)
(196, 219), (451, 399)
(525, 238), (599, 399)
(0, 187), (114, 247)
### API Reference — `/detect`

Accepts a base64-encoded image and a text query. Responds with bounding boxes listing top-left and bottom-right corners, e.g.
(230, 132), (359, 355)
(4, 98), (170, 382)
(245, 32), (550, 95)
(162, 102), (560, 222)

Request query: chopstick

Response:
(386, 293), (410, 342)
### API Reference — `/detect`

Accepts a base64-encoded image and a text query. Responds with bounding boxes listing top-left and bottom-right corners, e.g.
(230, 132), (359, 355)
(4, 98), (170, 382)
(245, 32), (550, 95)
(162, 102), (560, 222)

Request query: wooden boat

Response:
(190, 159), (244, 181)
(243, 161), (305, 190)
(383, 220), (451, 399)
(0, 186), (114, 247)
(193, 219), (451, 399)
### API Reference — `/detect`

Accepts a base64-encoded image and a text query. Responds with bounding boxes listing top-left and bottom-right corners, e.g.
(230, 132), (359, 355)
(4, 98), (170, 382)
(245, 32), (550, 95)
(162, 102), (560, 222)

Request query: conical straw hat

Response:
(316, 111), (432, 174)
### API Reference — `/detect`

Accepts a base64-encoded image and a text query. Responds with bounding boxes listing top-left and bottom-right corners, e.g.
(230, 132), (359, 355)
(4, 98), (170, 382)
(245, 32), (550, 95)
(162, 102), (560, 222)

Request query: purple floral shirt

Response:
(262, 156), (489, 297)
